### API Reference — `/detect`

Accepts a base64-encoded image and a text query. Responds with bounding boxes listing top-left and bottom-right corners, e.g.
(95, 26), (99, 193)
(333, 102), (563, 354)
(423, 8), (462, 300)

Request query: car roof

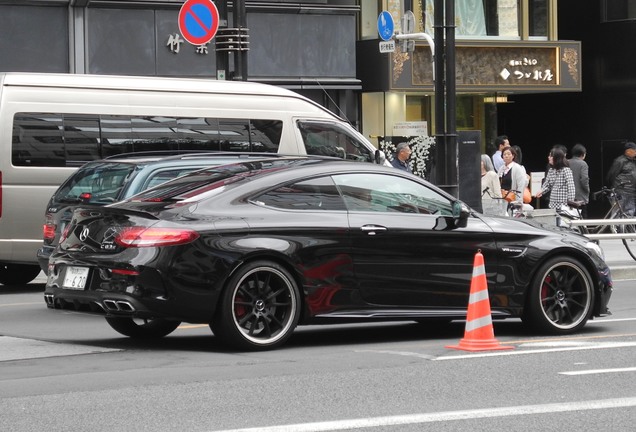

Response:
(124, 157), (432, 204)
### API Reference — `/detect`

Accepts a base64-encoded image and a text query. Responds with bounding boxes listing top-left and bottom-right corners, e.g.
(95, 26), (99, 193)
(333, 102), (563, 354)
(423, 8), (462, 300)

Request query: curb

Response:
(610, 265), (636, 281)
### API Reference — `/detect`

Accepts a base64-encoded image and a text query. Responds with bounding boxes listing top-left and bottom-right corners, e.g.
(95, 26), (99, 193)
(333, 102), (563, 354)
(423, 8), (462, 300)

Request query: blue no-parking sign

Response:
(178, 0), (220, 45)
(377, 11), (394, 42)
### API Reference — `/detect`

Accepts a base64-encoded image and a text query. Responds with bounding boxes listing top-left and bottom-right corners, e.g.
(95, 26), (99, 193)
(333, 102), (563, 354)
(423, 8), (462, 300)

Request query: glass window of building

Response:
(603, 0), (636, 21)
(361, 1), (551, 40)
(529, 0), (548, 37)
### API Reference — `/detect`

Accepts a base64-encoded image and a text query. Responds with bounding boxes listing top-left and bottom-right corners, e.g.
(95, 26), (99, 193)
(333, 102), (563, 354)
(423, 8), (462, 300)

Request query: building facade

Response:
(0, 0), (362, 126)
(6, 0), (611, 210)
(500, 0), (636, 216)
(356, 0), (581, 207)
(357, 1), (579, 154)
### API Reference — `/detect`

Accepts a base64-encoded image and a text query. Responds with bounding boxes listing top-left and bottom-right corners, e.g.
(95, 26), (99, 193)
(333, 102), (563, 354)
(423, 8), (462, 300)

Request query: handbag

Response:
(523, 187), (532, 204)
(501, 189), (516, 203)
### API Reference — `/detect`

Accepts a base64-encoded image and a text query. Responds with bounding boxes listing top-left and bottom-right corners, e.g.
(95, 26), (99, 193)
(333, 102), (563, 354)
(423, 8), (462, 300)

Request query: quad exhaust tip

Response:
(44, 294), (54, 305)
(103, 299), (136, 312)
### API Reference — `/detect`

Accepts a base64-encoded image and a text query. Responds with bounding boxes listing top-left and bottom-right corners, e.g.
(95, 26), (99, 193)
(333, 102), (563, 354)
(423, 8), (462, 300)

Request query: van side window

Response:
(64, 114), (101, 163)
(12, 113), (65, 166)
(298, 121), (374, 163)
(12, 113), (283, 167)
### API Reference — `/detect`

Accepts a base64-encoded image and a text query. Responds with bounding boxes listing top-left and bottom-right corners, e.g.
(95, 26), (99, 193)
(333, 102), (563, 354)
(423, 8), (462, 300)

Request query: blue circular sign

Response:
(377, 11), (395, 41)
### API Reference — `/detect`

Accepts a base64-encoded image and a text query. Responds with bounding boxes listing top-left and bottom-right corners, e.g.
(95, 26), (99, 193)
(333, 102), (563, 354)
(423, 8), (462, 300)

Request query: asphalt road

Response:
(1, 275), (635, 431)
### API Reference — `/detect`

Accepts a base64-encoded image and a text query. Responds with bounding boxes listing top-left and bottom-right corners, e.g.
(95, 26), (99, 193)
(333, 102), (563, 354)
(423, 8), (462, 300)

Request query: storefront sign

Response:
(393, 121), (428, 136)
(379, 41), (582, 93)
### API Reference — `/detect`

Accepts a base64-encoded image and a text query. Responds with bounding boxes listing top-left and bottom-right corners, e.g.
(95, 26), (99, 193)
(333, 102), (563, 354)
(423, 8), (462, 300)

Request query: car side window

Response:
(297, 121), (374, 163)
(333, 173), (453, 215)
(254, 176), (346, 211)
(143, 168), (201, 190)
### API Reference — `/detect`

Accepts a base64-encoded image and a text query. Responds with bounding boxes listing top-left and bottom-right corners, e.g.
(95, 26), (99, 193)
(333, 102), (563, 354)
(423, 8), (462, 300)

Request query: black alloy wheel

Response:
(211, 260), (301, 350)
(105, 317), (181, 338)
(524, 257), (594, 334)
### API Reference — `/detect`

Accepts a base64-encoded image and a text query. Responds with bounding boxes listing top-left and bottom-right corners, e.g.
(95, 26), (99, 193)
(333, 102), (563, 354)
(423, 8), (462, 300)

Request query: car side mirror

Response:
(452, 201), (469, 228)
(374, 149), (387, 165)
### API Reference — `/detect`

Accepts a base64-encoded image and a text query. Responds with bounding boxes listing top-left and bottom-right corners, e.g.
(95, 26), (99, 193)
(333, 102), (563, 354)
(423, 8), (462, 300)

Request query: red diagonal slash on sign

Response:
(178, 0), (220, 46)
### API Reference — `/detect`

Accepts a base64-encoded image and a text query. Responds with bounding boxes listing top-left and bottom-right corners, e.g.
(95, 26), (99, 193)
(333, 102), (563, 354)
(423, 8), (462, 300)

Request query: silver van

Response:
(0, 73), (384, 285)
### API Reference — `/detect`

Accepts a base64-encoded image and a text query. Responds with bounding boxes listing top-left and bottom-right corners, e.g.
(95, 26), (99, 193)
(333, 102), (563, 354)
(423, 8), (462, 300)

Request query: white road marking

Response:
(212, 397), (636, 432)
(560, 367), (636, 376)
(589, 317), (636, 323)
(354, 349), (435, 359)
(434, 341), (636, 360)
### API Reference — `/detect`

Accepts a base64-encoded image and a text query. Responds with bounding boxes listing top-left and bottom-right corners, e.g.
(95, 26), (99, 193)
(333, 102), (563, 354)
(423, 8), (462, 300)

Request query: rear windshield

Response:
(54, 162), (137, 204)
(128, 159), (310, 203)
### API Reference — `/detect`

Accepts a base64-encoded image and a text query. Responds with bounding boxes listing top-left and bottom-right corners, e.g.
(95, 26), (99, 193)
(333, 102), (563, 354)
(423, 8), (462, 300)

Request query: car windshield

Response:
(55, 162), (137, 204)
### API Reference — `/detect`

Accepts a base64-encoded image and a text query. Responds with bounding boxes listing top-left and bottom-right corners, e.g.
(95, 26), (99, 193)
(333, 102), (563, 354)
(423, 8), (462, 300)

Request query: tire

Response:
(524, 256), (594, 334)
(0, 264), (41, 286)
(620, 220), (636, 261)
(105, 317), (181, 338)
(211, 260), (301, 351)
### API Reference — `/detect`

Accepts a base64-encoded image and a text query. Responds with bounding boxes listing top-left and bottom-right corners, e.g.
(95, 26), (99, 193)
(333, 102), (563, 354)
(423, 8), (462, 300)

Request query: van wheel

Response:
(105, 317), (181, 338)
(0, 264), (42, 286)
(211, 261), (300, 351)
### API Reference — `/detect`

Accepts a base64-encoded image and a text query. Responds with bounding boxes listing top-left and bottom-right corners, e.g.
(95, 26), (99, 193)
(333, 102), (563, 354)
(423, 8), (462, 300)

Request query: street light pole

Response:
(433, 0), (458, 197)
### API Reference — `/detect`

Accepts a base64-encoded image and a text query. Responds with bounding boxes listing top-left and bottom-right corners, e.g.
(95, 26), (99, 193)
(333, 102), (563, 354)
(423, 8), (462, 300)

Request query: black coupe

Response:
(44, 158), (612, 350)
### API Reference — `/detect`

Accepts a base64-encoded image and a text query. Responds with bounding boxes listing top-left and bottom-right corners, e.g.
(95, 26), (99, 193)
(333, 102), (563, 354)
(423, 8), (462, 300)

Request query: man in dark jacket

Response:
(607, 141), (636, 216)
(391, 142), (412, 173)
(568, 143), (590, 217)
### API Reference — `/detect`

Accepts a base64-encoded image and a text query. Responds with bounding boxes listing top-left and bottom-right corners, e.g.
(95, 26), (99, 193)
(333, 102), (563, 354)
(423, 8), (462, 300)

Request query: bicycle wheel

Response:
(620, 216), (636, 261)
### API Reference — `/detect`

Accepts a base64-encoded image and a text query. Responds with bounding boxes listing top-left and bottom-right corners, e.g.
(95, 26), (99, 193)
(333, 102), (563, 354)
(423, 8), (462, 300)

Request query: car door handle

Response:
(360, 225), (387, 235)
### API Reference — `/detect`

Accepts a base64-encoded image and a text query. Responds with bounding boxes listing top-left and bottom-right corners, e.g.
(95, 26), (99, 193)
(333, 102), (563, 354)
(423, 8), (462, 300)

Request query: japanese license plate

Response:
(62, 266), (90, 290)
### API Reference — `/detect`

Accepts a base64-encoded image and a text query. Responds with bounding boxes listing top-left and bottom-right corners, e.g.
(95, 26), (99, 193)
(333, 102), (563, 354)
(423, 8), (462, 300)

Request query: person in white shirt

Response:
(481, 155), (504, 215)
(497, 146), (527, 204)
(491, 135), (509, 172)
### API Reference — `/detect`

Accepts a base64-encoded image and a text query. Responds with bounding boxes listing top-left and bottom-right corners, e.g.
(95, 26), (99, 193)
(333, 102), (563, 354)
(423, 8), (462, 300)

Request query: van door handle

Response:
(360, 225), (387, 235)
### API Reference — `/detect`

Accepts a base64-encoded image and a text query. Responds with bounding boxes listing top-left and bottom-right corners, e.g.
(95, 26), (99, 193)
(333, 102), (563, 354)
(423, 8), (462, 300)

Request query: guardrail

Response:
(565, 218), (636, 240)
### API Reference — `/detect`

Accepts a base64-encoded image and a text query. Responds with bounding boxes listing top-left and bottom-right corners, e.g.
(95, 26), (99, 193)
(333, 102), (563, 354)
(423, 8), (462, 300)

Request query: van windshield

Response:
(55, 162), (137, 204)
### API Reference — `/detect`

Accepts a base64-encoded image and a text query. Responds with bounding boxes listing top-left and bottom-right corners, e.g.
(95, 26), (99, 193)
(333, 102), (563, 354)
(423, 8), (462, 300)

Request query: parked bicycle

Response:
(481, 187), (534, 218)
(556, 186), (636, 260)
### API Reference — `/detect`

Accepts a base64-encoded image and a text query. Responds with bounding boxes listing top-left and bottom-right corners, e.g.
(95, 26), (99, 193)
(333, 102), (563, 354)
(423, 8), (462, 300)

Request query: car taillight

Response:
(43, 222), (56, 241)
(111, 269), (140, 276)
(79, 192), (92, 202)
(115, 227), (199, 248)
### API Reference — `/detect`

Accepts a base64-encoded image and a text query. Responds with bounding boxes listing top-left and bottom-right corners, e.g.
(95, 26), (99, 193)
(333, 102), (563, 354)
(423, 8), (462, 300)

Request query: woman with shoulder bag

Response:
(497, 146), (528, 204)
(535, 148), (575, 209)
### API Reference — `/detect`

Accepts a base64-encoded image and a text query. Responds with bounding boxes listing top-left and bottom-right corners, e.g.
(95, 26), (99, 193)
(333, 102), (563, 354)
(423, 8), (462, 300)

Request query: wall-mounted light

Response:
(483, 95), (510, 103)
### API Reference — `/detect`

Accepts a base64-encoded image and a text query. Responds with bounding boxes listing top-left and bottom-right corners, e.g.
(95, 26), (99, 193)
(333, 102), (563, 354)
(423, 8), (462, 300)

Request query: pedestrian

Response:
(535, 147), (575, 209)
(511, 144), (523, 166)
(606, 141), (636, 216)
(481, 154), (504, 215)
(491, 135), (509, 172)
(391, 142), (412, 173)
(540, 144), (568, 206)
(568, 143), (590, 217)
(497, 146), (527, 204)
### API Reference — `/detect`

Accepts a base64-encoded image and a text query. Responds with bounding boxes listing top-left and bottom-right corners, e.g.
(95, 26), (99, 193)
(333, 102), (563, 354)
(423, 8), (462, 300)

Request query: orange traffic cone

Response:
(446, 250), (514, 352)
